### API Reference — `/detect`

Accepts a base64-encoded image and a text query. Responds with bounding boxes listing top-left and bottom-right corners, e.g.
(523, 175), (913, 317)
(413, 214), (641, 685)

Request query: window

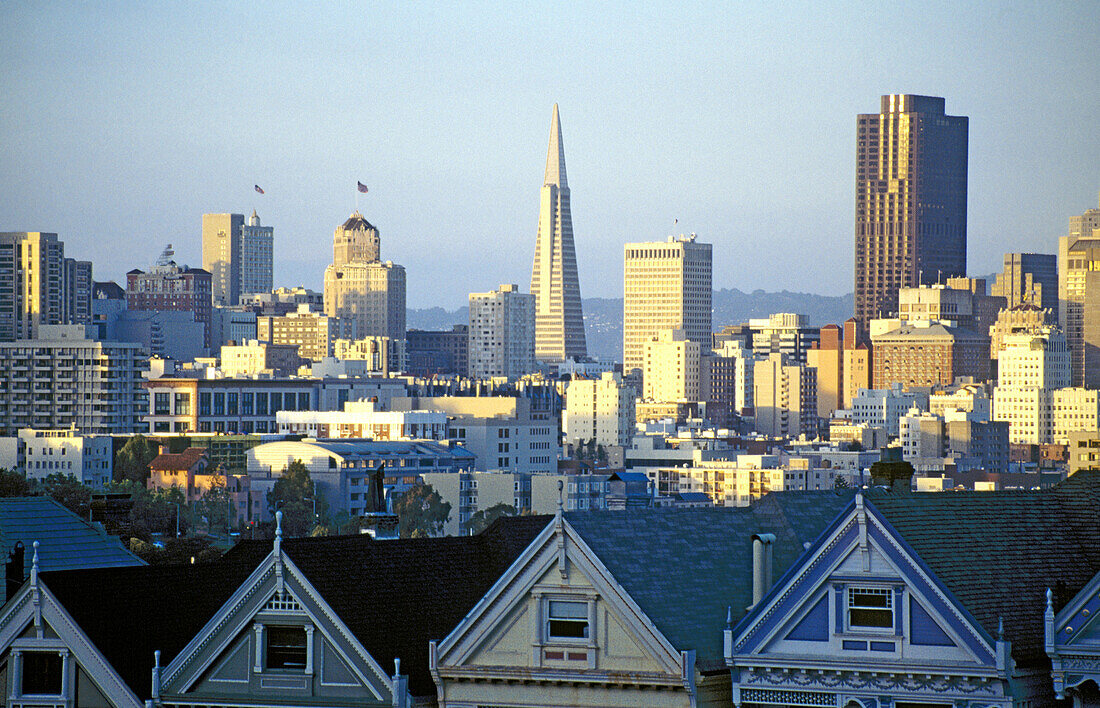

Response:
(22, 651), (62, 695)
(174, 392), (191, 415)
(547, 600), (589, 640)
(266, 627), (307, 670)
(154, 392), (170, 415)
(848, 587), (893, 628)
(199, 392), (211, 416)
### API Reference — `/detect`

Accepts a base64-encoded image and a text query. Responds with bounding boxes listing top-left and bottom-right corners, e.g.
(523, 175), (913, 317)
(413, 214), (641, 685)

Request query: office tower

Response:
(642, 329), (701, 402)
(564, 372), (636, 449)
(127, 245), (214, 348)
(467, 284), (536, 380)
(257, 306), (352, 361)
(747, 313), (820, 365)
(753, 353), (818, 438)
(991, 253), (1057, 312)
(240, 210), (274, 298)
(202, 213), (244, 306)
(323, 212), (406, 341)
(406, 325), (469, 377)
(62, 258), (93, 325)
(854, 95), (969, 327)
(529, 104), (587, 363)
(701, 340), (755, 417)
(1059, 196), (1100, 386)
(623, 235), (712, 377)
(0, 232), (65, 341)
(992, 328), (1072, 444)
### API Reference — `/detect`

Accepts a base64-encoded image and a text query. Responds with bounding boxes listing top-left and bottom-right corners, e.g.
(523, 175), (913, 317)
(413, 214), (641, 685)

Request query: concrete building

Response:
(700, 340), (755, 417)
(6, 428), (114, 488)
(220, 340), (304, 377)
(202, 212), (272, 306)
(643, 329), (700, 402)
(846, 385), (928, 437)
(871, 321), (989, 389)
(946, 418), (1010, 474)
(623, 235), (712, 378)
(989, 304), (1054, 365)
(239, 210), (274, 299)
(406, 325), (469, 377)
(1067, 430), (1100, 474)
(899, 406), (945, 461)
(421, 470), (535, 536)
(62, 258), (93, 327)
(650, 454), (842, 507)
(100, 309), (207, 363)
(929, 383), (991, 421)
(753, 353), (817, 438)
(0, 325), (146, 436)
(127, 244), (213, 349)
(332, 337), (406, 375)
(0, 232), (65, 341)
(257, 305), (350, 361)
(210, 306), (258, 349)
(747, 313), (819, 365)
(1058, 199), (1100, 387)
(529, 104), (587, 364)
(323, 212), (406, 341)
(564, 372), (636, 449)
(276, 399), (448, 441)
(854, 95), (968, 327)
(468, 284), (536, 380)
(241, 286), (324, 314)
(993, 328), (1073, 444)
(991, 252), (1057, 313)
(392, 395), (559, 475)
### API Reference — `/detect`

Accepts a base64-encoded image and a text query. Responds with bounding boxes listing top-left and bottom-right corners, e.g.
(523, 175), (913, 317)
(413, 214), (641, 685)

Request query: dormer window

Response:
(547, 600), (589, 640)
(848, 587), (893, 629)
(22, 651), (63, 696)
(266, 627), (307, 670)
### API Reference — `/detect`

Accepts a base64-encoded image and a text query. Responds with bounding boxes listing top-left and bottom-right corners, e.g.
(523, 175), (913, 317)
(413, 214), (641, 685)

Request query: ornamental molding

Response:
(744, 667), (1002, 697)
(1060, 654), (1100, 670)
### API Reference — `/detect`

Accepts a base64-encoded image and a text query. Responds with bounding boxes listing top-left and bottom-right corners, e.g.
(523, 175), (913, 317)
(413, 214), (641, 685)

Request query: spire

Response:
(249, 209), (259, 226)
(543, 103), (568, 188)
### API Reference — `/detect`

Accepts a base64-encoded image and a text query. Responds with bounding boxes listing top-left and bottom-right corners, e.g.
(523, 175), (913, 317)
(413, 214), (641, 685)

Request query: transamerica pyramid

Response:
(530, 104), (587, 363)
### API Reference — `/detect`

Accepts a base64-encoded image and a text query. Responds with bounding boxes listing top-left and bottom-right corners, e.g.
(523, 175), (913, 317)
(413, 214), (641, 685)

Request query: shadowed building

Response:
(854, 95), (968, 328)
(530, 104), (587, 364)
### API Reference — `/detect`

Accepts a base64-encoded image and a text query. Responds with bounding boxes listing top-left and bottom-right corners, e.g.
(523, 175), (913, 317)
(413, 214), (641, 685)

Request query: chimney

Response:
(5, 542), (25, 601)
(750, 533), (776, 608)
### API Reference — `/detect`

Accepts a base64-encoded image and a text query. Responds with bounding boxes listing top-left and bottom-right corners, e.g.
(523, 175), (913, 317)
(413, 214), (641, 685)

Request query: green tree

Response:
(463, 503), (516, 536)
(195, 475), (233, 534)
(267, 460), (327, 537)
(42, 473), (92, 518)
(131, 485), (189, 538)
(115, 435), (158, 484)
(0, 469), (33, 497)
(393, 483), (451, 538)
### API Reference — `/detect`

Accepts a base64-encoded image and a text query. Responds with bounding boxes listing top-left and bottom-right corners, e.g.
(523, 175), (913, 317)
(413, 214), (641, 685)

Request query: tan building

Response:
(871, 321), (989, 389)
(1067, 430), (1100, 474)
(991, 253), (1057, 312)
(323, 212), (406, 341)
(565, 372), (636, 448)
(1058, 198), (1100, 386)
(257, 305), (350, 361)
(989, 304), (1053, 362)
(332, 336), (406, 375)
(220, 340), (304, 377)
(468, 284), (535, 380)
(0, 232), (66, 341)
(753, 353), (817, 438)
(643, 329), (700, 402)
(623, 235), (712, 378)
(530, 104), (587, 363)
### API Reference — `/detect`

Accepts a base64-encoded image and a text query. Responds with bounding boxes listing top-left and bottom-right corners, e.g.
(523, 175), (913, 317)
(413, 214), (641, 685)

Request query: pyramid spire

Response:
(543, 103), (568, 188)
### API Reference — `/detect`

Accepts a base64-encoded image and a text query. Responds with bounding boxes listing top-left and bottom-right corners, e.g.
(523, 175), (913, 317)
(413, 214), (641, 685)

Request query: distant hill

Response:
(409, 288), (855, 360)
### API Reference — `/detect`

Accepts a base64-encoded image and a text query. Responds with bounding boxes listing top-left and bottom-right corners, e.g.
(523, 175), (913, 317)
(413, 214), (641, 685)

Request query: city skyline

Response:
(2, 3), (1098, 310)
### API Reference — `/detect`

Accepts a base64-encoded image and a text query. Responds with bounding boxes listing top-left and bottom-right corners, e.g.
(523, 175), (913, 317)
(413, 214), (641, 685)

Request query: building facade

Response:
(623, 235), (712, 377)
(643, 328), (701, 402)
(854, 94), (969, 327)
(0, 232), (65, 341)
(991, 252), (1057, 312)
(564, 371), (636, 449)
(1058, 202), (1100, 387)
(467, 284), (536, 380)
(257, 306), (350, 361)
(202, 212), (246, 307)
(127, 244), (213, 348)
(239, 210), (274, 298)
(753, 353), (818, 438)
(323, 212), (406, 341)
(871, 321), (989, 389)
(529, 104), (587, 363)
(406, 325), (469, 377)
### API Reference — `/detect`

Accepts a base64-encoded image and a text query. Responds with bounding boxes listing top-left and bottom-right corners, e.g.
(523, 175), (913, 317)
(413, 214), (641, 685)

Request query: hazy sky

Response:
(2, 2), (1098, 308)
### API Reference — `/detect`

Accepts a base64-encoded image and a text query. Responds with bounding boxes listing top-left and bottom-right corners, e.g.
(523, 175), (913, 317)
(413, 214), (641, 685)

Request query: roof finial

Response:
(556, 479), (564, 515)
(1046, 587), (1053, 611)
(30, 540), (39, 585)
(394, 657), (401, 676)
(726, 606), (732, 630)
(273, 510), (283, 556)
(997, 616), (1004, 641)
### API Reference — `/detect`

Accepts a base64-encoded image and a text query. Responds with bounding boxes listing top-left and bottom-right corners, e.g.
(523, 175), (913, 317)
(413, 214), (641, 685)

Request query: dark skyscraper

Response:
(854, 94), (969, 327)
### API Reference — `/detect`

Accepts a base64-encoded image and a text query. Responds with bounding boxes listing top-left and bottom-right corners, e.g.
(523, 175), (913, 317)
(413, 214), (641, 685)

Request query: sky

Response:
(2, 1), (1098, 309)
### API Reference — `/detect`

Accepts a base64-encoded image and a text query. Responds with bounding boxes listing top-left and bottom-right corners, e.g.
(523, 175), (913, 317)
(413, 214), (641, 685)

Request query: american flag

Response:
(357, 181), (369, 194)
(254, 185), (264, 194)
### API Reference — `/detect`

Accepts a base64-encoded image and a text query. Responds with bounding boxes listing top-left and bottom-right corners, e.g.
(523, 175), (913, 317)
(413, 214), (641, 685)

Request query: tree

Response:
(42, 473), (92, 518)
(195, 477), (233, 535)
(131, 485), (189, 538)
(463, 503), (516, 536)
(0, 469), (33, 497)
(267, 460), (327, 537)
(393, 483), (451, 538)
(115, 435), (158, 484)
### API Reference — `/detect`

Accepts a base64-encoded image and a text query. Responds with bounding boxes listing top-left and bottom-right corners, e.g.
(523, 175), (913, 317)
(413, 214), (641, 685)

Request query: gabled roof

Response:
(0, 497), (143, 581)
(866, 470), (1100, 667)
(148, 448), (207, 472)
(565, 491), (852, 670)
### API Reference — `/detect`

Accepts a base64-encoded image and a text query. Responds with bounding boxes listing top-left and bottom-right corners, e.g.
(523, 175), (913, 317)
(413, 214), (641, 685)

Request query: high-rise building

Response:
(747, 313), (820, 365)
(992, 328), (1072, 444)
(1059, 196), (1100, 387)
(240, 210), (274, 298)
(623, 235), (712, 377)
(126, 245), (213, 348)
(467, 284), (536, 380)
(991, 253), (1057, 312)
(406, 325), (469, 377)
(854, 95), (969, 327)
(62, 258), (93, 326)
(753, 353), (818, 438)
(0, 232), (65, 341)
(529, 104), (587, 364)
(323, 212), (406, 341)
(642, 329), (701, 402)
(564, 372), (636, 449)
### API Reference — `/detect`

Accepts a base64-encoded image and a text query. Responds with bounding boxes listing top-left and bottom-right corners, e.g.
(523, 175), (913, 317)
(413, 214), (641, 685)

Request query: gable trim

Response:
(1052, 568), (1100, 650)
(0, 583), (144, 708)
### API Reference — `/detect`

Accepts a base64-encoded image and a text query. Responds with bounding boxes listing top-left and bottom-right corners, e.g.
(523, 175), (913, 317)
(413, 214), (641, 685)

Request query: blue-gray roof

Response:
(565, 491), (852, 670)
(296, 439), (475, 460)
(0, 497), (144, 593)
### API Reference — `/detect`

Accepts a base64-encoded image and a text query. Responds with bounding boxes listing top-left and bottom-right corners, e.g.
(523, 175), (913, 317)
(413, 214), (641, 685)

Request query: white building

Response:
(276, 399), (448, 441)
(845, 384), (928, 437)
(649, 453), (842, 507)
(752, 353), (817, 438)
(467, 284), (535, 380)
(993, 328), (1073, 444)
(15, 429), (113, 488)
(929, 384), (991, 421)
(898, 406), (945, 462)
(643, 329), (700, 402)
(564, 372), (636, 449)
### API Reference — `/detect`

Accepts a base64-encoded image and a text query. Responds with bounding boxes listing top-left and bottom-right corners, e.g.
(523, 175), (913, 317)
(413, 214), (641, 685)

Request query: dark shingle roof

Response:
(867, 470), (1100, 668)
(565, 491), (852, 670)
(148, 448), (207, 472)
